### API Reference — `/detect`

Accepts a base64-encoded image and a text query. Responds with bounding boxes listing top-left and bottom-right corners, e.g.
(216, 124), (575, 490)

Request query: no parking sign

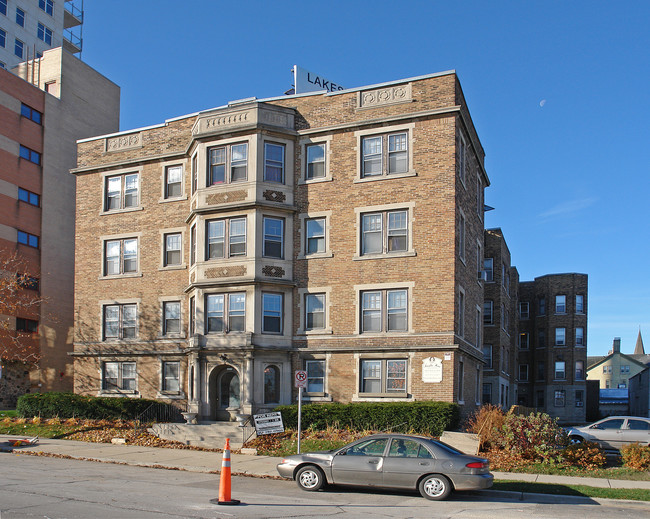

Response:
(294, 370), (307, 388)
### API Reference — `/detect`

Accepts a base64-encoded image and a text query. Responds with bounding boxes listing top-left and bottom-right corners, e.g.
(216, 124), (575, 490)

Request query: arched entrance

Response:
(209, 365), (241, 421)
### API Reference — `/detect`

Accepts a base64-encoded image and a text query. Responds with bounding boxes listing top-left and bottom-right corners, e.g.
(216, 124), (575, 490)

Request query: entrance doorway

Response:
(212, 365), (241, 421)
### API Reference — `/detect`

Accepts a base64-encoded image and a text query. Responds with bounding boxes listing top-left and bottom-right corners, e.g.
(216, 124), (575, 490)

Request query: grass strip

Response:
(492, 480), (650, 501)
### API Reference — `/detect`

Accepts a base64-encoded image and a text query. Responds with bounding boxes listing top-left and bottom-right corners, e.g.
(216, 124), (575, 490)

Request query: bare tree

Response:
(0, 250), (43, 366)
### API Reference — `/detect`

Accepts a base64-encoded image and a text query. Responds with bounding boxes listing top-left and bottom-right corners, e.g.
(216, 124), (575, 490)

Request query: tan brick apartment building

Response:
(72, 71), (490, 421)
(0, 48), (119, 407)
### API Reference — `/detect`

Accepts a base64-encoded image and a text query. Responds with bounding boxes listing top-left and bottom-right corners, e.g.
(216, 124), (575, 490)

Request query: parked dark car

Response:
(565, 416), (650, 450)
(276, 433), (493, 500)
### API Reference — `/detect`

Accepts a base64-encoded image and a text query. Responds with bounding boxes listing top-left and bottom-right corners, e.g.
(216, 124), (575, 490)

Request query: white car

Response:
(565, 416), (650, 450)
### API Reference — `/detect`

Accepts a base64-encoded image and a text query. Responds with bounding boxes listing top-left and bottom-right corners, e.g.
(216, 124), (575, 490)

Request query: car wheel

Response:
(419, 474), (452, 501)
(569, 436), (584, 444)
(295, 465), (325, 491)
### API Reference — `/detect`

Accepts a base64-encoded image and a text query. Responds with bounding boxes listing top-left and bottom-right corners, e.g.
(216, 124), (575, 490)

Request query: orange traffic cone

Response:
(214, 438), (240, 505)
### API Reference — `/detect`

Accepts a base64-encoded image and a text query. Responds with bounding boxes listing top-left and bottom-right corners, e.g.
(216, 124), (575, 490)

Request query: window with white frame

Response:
(519, 364), (529, 381)
(262, 293), (283, 334)
(165, 165), (183, 198)
(37, 23), (52, 45)
(576, 294), (585, 313)
(306, 143), (326, 180)
(554, 390), (565, 407)
(555, 294), (566, 314)
(484, 258), (494, 282)
(163, 301), (181, 335)
(483, 345), (492, 369)
(575, 361), (584, 380)
(190, 225), (196, 265)
(104, 238), (138, 276)
(361, 209), (408, 255)
(575, 390), (584, 407)
(0, 28), (5, 48)
(15, 7), (24, 26)
(14, 38), (24, 58)
(163, 233), (182, 266)
(208, 143), (247, 184)
(458, 132), (466, 185)
(264, 143), (285, 183)
(105, 173), (139, 211)
(103, 304), (136, 339)
(555, 327), (566, 346)
(519, 302), (529, 319)
(555, 361), (566, 380)
(519, 332), (530, 349)
(483, 300), (493, 325)
(263, 217), (284, 258)
(305, 359), (325, 393)
(39, 0), (54, 15)
(576, 327), (584, 346)
(0, 0), (6, 16)
(305, 293), (325, 330)
(361, 132), (408, 177)
(162, 361), (180, 392)
(305, 217), (325, 255)
(103, 361), (136, 391)
(206, 217), (246, 259)
(361, 289), (407, 333)
(206, 293), (246, 333)
(360, 359), (407, 395)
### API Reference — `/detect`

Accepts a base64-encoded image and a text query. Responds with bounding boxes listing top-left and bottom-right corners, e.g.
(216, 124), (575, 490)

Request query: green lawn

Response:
(492, 480), (650, 501)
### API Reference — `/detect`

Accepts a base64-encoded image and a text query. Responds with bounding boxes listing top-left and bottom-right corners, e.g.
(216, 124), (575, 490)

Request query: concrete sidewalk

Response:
(2, 434), (650, 491)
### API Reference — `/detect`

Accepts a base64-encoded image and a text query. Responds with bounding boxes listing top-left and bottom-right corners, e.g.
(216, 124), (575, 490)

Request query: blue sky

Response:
(81, 1), (650, 357)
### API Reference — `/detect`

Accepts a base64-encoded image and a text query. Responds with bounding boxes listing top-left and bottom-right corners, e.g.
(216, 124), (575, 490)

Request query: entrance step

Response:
(149, 422), (255, 450)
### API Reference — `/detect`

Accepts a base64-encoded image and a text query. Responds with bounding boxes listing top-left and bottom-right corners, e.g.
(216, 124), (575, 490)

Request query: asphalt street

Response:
(1, 453), (649, 519)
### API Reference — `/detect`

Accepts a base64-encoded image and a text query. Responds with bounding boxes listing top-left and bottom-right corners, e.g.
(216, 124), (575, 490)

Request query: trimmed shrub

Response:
(274, 401), (459, 436)
(620, 442), (650, 470)
(16, 392), (177, 420)
(491, 411), (569, 463)
(561, 441), (607, 469)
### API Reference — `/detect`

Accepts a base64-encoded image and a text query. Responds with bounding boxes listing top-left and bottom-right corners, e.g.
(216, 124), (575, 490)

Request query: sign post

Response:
(294, 370), (307, 453)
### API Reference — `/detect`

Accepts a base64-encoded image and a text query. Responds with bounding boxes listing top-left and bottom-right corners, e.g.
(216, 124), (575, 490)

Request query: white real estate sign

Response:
(253, 412), (285, 435)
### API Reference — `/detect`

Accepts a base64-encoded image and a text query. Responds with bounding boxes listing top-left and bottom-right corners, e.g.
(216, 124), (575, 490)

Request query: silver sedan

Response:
(565, 416), (650, 450)
(276, 433), (493, 500)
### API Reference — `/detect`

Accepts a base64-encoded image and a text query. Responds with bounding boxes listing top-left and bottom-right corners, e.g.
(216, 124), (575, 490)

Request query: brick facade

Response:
(72, 72), (489, 422)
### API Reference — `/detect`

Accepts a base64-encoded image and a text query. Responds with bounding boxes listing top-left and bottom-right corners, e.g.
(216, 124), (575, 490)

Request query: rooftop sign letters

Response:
(293, 65), (345, 94)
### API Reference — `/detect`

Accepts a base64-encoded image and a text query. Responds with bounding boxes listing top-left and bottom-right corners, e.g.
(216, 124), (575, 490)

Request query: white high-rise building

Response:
(0, 0), (82, 70)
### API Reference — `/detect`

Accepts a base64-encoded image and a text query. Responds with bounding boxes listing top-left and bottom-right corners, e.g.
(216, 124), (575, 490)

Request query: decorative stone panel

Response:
(105, 132), (143, 152)
(190, 272), (195, 283)
(263, 190), (286, 203)
(206, 190), (248, 205)
(358, 84), (412, 109)
(205, 266), (247, 278)
(262, 265), (285, 278)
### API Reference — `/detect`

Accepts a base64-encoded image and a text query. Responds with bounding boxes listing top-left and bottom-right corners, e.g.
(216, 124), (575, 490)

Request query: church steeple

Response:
(634, 328), (645, 355)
